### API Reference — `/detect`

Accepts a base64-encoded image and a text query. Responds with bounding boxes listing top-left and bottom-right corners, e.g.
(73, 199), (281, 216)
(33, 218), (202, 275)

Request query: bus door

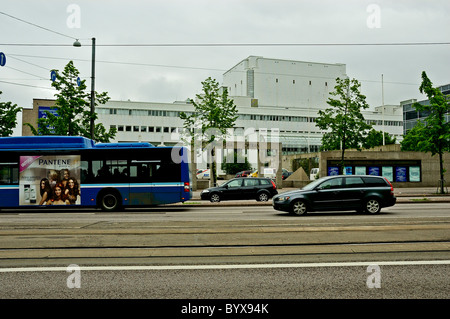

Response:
(129, 160), (154, 206)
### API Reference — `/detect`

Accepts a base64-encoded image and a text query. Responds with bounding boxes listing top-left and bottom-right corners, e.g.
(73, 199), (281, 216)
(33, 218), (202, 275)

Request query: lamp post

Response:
(73, 37), (96, 140)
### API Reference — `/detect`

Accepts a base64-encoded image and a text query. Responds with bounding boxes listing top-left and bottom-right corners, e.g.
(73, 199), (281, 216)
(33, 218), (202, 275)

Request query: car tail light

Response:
(384, 177), (394, 195)
(270, 180), (277, 189)
(184, 182), (190, 192)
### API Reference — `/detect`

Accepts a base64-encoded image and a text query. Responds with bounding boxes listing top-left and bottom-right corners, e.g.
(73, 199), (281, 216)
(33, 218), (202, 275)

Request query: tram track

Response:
(0, 224), (449, 264)
(0, 210), (449, 266)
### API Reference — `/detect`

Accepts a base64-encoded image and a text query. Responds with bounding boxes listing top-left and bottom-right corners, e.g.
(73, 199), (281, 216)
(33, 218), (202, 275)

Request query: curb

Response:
(174, 196), (450, 207)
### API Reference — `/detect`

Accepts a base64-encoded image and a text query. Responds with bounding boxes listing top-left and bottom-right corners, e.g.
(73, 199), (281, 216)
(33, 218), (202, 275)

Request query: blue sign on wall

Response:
(328, 167), (339, 176)
(368, 167), (380, 176)
(395, 167), (407, 182)
(38, 106), (58, 119)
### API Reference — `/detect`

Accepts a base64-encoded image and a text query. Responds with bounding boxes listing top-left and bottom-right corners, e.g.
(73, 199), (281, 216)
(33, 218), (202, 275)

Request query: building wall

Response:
(22, 99), (56, 136)
(285, 144), (449, 187)
(24, 56), (404, 164)
(223, 56), (347, 108)
(402, 83), (450, 135)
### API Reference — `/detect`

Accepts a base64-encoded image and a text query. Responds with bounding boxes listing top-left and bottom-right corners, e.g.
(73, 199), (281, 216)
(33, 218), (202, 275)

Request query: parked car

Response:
(235, 170), (252, 178)
(196, 169), (210, 179)
(200, 177), (278, 202)
(282, 168), (293, 180)
(310, 168), (320, 180)
(272, 175), (396, 216)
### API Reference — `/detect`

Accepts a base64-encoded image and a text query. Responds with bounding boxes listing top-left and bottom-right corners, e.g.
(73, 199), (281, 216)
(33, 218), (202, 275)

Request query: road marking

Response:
(1, 260), (449, 273)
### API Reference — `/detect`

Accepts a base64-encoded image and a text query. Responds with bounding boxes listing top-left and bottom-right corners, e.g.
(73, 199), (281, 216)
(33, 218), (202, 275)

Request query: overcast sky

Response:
(1, 0), (449, 132)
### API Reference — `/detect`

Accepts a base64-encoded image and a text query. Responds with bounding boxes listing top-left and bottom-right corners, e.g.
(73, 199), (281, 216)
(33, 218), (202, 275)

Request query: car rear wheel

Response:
(257, 192), (269, 202)
(210, 193), (220, 203)
(291, 200), (308, 216)
(365, 198), (381, 214)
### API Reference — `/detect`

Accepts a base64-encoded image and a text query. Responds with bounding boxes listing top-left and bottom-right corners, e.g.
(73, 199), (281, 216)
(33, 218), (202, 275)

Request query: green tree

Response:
(0, 91), (22, 137)
(221, 152), (252, 175)
(401, 71), (450, 194)
(316, 77), (371, 174)
(180, 77), (238, 186)
(363, 129), (397, 149)
(25, 61), (116, 143)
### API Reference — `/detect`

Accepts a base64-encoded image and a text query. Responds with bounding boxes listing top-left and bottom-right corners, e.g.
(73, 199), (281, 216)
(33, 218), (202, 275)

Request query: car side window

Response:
(244, 179), (259, 187)
(361, 177), (387, 187)
(318, 178), (343, 190)
(227, 179), (242, 188)
(259, 179), (269, 185)
(345, 177), (364, 188)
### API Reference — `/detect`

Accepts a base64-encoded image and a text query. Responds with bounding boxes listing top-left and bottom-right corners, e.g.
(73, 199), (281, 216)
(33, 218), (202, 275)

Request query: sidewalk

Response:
(183, 187), (450, 206)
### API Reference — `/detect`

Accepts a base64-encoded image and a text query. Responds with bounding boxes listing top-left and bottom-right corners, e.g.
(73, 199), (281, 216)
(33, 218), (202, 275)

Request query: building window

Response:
(141, 126), (147, 132)
(163, 127), (169, 133)
(126, 126), (131, 132)
(149, 127), (154, 132)
(118, 125), (124, 132)
(133, 126), (139, 132)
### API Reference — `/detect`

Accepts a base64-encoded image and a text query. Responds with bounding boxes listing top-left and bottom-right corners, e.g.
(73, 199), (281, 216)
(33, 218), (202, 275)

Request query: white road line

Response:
(1, 260), (449, 273)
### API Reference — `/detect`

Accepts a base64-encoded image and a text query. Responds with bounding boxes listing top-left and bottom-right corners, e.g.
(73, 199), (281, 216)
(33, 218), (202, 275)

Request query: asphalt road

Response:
(0, 263), (448, 299)
(0, 202), (448, 303)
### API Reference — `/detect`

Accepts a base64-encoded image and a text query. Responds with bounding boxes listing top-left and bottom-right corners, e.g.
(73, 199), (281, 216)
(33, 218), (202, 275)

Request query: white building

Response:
(223, 55), (346, 108)
(97, 56), (403, 155)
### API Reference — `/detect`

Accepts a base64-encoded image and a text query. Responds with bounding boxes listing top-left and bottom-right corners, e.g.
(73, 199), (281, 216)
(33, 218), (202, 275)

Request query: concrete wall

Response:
(284, 144), (449, 188)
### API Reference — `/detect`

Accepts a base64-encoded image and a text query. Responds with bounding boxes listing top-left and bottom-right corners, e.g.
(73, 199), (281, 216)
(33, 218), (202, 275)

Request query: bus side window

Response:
(0, 163), (19, 185)
(129, 163), (152, 183)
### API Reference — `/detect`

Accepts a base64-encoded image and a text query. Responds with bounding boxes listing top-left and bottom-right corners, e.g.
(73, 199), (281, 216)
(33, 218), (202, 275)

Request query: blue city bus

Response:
(0, 136), (192, 210)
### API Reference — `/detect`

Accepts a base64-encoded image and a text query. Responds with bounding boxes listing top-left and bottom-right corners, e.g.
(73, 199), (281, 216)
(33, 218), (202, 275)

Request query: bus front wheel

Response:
(100, 192), (121, 211)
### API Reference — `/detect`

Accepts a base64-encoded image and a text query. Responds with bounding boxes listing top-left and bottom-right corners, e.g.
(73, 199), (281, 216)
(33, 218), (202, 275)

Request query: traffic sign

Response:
(50, 70), (57, 81)
(0, 52), (6, 67)
(77, 77), (81, 86)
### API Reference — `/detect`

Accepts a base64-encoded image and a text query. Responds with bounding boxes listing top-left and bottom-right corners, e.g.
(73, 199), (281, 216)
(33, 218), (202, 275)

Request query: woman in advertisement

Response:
(65, 177), (80, 205)
(39, 178), (53, 205)
(47, 182), (70, 205)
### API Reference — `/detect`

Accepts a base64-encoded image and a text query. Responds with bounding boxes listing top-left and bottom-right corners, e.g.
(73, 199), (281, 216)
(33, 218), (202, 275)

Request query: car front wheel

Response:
(291, 200), (308, 216)
(210, 193), (220, 203)
(365, 198), (381, 214)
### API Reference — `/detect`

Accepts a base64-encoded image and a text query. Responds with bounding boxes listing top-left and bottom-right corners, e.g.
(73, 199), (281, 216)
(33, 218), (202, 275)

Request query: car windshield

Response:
(301, 176), (329, 190)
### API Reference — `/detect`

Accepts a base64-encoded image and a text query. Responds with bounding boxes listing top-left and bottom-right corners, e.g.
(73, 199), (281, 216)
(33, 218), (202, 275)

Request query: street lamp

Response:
(73, 37), (96, 140)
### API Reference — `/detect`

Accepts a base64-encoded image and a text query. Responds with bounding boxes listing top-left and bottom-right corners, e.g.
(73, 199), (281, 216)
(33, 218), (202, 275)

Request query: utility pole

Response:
(382, 74), (385, 146)
(90, 37), (96, 140)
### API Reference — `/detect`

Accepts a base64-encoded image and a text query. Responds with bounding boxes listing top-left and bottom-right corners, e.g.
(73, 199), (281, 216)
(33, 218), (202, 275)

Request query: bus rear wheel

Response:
(100, 192), (121, 211)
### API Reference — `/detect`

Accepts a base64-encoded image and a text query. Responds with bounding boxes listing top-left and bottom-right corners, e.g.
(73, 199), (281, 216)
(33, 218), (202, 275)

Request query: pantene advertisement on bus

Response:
(19, 155), (81, 206)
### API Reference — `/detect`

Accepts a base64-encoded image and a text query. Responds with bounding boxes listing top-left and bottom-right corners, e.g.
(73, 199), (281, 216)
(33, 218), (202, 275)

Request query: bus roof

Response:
(0, 136), (154, 150)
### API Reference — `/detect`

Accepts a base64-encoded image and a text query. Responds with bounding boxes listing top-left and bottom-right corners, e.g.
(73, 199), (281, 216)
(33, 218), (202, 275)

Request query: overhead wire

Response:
(0, 11), (78, 40)
(5, 53), (420, 87)
(1, 41), (450, 47)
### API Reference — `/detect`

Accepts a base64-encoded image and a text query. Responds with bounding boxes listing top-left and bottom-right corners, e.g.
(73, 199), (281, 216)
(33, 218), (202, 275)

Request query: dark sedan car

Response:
(201, 177), (278, 202)
(273, 175), (396, 215)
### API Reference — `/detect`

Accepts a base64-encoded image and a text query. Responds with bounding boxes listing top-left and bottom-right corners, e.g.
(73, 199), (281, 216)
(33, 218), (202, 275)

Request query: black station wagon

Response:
(201, 177), (278, 202)
(272, 175), (396, 215)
